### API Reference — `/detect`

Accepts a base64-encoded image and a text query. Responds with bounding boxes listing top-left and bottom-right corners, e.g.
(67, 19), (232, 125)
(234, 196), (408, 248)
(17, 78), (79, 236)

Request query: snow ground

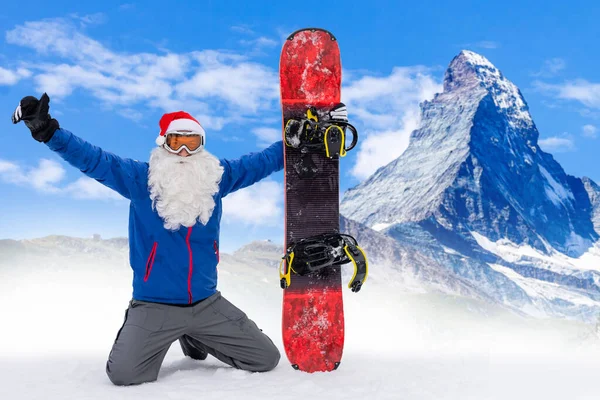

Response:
(2, 252), (600, 400)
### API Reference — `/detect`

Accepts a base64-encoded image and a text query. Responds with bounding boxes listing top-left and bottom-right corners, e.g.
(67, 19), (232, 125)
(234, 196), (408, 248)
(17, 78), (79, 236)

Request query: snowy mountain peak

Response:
(458, 50), (495, 67)
(342, 50), (597, 257)
(443, 50), (496, 92)
(340, 51), (600, 320)
(444, 50), (533, 129)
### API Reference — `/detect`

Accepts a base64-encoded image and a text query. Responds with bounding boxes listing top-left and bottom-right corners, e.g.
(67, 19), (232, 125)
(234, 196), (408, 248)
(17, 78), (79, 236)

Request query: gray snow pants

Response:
(106, 291), (280, 386)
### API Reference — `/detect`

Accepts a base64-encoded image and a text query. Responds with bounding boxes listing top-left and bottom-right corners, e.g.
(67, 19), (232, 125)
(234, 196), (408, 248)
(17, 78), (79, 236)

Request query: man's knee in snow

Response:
(254, 340), (281, 372)
(263, 344), (281, 371)
(106, 360), (154, 386)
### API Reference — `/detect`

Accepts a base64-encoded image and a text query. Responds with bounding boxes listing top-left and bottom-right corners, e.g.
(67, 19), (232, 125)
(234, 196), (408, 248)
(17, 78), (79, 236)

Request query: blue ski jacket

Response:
(47, 128), (284, 304)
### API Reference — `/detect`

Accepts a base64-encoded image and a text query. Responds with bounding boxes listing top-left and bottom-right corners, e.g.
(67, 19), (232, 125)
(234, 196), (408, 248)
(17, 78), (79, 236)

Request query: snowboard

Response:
(279, 28), (367, 373)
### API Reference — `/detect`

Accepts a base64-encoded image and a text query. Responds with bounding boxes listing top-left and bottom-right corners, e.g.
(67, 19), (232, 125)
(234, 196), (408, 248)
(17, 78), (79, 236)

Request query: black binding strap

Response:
(279, 233), (368, 292)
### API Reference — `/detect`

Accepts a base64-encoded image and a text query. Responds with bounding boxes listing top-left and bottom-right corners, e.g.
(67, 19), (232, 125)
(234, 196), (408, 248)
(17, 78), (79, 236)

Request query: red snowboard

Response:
(279, 28), (344, 373)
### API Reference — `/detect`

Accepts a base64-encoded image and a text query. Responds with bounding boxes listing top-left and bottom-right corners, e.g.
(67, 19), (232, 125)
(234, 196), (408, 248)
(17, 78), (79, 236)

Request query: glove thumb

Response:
(38, 93), (50, 117)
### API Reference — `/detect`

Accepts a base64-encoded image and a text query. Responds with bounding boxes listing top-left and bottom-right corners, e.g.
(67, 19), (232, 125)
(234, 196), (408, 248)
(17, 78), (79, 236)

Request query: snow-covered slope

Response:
(582, 177), (600, 235)
(2, 235), (600, 400)
(341, 50), (600, 321)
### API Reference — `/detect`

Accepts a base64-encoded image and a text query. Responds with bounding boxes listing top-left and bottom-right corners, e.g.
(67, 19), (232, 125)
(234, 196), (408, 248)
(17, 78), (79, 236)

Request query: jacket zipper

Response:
(186, 227), (193, 304)
(214, 240), (220, 263)
(143, 242), (158, 282)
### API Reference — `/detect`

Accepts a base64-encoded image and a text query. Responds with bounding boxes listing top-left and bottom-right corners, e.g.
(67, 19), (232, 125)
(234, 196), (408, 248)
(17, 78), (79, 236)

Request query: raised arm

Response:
(220, 141), (284, 197)
(47, 129), (145, 200)
(12, 93), (145, 200)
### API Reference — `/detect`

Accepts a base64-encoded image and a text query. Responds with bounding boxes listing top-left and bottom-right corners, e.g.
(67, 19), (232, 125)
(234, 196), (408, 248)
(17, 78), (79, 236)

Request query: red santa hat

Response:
(156, 111), (206, 146)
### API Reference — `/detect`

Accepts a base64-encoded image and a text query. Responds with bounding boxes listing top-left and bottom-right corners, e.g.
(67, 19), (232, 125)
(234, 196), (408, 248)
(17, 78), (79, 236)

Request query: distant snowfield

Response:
(472, 231), (600, 273)
(2, 250), (600, 400)
(472, 231), (600, 316)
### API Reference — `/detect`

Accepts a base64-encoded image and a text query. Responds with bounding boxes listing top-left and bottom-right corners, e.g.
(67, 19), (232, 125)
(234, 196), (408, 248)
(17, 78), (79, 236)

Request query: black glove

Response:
(12, 93), (60, 143)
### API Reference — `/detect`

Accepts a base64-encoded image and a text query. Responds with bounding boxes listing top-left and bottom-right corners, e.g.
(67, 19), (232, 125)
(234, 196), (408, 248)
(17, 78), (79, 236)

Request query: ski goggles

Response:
(163, 133), (205, 154)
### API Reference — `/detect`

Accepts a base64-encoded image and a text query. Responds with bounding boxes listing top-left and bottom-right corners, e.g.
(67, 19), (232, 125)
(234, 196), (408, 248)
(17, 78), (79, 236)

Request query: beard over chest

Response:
(148, 147), (224, 230)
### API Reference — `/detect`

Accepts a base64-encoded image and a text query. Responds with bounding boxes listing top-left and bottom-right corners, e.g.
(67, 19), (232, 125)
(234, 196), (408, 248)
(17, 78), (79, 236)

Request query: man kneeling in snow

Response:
(12, 93), (283, 385)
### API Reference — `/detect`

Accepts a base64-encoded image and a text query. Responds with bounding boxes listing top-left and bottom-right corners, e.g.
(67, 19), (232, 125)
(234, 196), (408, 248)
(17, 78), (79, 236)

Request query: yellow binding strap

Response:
(324, 125), (346, 158)
(339, 126), (347, 157)
(344, 245), (368, 289)
(279, 252), (295, 289)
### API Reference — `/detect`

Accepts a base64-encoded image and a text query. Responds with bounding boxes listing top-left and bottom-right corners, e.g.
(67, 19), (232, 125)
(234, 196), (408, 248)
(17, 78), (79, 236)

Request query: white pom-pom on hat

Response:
(155, 135), (166, 146)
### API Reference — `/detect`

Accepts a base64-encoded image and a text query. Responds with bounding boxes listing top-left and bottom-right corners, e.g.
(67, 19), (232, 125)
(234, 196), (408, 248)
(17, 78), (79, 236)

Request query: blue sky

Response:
(0, 1), (599, 252)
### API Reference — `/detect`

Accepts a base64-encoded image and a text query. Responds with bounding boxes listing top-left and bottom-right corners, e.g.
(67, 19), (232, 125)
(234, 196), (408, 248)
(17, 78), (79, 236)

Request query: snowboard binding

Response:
(279, 233), (368, 293)
(284, 107), (358, 159)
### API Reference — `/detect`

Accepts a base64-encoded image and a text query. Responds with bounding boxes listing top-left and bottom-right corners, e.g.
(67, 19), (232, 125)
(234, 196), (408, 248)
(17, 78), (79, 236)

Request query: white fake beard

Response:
(148, 147), (224, 231)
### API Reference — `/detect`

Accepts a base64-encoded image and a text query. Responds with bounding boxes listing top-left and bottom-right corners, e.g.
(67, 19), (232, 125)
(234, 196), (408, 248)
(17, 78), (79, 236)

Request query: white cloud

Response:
(117, 108), (145, 123)
(7, 20), (107, 60)
(222, 180), (283, 226)
(252, 127), (280, 146)
(0, 158), (123, 200)
(176, 61), (278, 113)
(240, 36), (278, 48)
(0, 160), (20, 176)
(69, 12), (106, 26)
(65, 178), (123, 200)
(238, 35), (280, 57)
(0, 67), (31, 85)
(343, 66), (441, 179)
(230, 25), (255, 35)
(583, 124), (598, 139)
(535, 79), (600, 108)
(538, 135), (576, 153)
(5, 19), (279, 126)
(532, 58), (566, 77)
(29, 159), (66, 192)
(475, 41), (499, 49)
(460, 41), (500, 50)
(0, 158), (63, 192)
